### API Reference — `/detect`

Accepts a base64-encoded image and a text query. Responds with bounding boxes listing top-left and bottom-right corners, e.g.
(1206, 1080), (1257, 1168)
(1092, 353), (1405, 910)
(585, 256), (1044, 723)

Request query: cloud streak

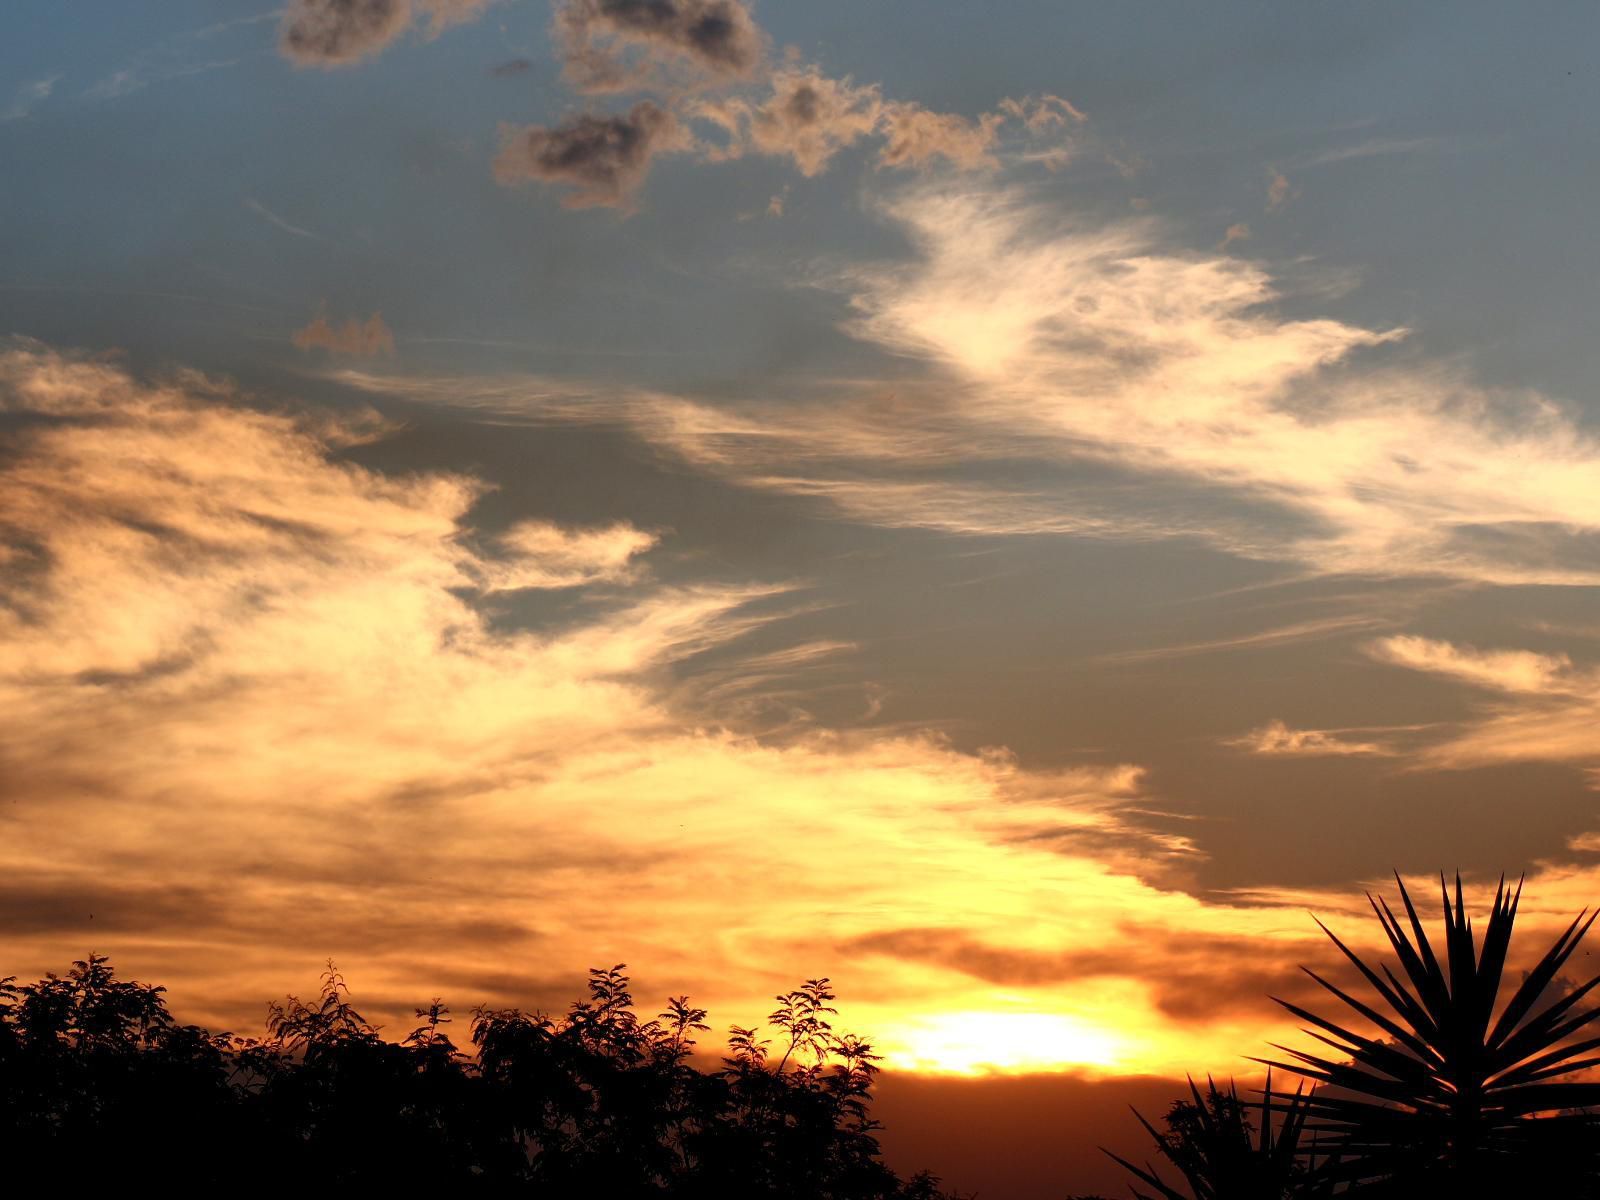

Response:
(1367, 634), (1600, 772)
(1224, 719), (1392, 757)
(246, 197), (319, 240)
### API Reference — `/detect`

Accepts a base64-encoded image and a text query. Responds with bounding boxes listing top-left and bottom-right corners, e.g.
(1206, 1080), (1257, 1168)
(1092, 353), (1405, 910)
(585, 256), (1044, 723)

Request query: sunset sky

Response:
(4, 3), (1600, 1194)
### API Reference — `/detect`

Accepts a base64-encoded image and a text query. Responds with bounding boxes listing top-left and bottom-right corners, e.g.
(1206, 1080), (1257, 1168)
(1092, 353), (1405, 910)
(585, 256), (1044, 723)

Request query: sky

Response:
(4, 2), (1600, 1194)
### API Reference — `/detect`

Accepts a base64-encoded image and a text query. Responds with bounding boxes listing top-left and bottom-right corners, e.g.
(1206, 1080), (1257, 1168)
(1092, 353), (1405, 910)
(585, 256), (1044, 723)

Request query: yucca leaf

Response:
(1309, 916), (1439, 1041)
(1371, 889), (1449, 1030)
(1486, 910), (1600, 1051)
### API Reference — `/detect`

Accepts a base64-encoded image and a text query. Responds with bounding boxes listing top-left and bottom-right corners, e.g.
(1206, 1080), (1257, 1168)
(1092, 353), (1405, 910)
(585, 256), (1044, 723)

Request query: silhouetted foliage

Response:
(14, 872), (1600, 1197)
(0, 954), (955, 1197)
(1103, 1073), (1325, 1200)
(1263, 873), (1600, 1195)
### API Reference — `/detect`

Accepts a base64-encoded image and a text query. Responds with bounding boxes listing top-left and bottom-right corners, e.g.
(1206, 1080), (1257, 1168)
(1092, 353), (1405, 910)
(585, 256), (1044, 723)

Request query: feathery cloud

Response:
(1364, 634), (1600, 772)
(1225, 719), (1390, 757)
(356, 181), (1600, 589)
(1368, 636), (1577, 695)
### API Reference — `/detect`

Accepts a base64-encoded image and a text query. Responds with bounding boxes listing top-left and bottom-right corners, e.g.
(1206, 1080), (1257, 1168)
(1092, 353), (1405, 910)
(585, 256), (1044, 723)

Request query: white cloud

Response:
(352, 182), (1600, 590)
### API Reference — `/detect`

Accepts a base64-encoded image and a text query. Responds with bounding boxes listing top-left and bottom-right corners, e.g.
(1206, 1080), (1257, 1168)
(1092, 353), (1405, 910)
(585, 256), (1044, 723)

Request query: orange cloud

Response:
(1219, 221), (1251, 250)
(694, 69), (1071, 179)
(1266, 167), (1291, 211)
(292, 309), (396, 356)
(695, 68), (883, 176)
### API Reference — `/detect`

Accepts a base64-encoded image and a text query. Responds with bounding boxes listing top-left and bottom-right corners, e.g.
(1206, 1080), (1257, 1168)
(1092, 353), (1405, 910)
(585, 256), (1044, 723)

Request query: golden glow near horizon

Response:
(879, 1011), (1125, 1077)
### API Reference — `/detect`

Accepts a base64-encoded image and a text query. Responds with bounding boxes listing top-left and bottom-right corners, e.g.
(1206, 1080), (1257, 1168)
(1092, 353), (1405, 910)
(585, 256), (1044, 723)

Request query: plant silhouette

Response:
(1262, 873), (1600, 1194)
(1102, 1072), (1324, 1200)
(0, 954), (957, 1197)
(12, 872), (1600, 1196)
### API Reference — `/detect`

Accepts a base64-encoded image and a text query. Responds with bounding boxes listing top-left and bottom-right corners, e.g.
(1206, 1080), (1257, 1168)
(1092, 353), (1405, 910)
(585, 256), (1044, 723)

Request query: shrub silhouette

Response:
(0, 955), (956, 1197)
(1103, 1072), (1324, 1200)
(1262, 873), (1600, 1194)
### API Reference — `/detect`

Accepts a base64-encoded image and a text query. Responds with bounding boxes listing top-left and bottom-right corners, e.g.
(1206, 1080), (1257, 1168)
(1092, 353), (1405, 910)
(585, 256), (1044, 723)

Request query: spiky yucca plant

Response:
(1104, 1071), (1324, 1200)
(1265, 873), (1600, 1192)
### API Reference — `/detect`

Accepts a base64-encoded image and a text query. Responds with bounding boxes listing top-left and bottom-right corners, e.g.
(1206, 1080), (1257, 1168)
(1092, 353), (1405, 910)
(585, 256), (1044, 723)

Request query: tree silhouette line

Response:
(0, 957), (953, 1195)
(6, 874), (1600, 1196)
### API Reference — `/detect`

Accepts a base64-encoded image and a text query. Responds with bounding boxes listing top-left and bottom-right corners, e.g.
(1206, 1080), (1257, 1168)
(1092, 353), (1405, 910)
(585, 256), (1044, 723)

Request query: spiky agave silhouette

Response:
(1104, 1071), (1324, 1200)
(1264, 873), (1600, 1191)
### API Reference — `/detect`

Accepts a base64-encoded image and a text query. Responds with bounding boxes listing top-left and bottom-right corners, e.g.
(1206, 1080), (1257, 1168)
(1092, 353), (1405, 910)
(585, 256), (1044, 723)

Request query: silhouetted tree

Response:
(0, 954), (241, 1181)
(0, 952), (962, 1195)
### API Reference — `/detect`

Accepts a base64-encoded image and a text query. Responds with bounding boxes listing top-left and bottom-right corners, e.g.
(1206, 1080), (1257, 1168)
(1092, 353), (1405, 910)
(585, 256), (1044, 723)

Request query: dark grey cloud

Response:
(0, 877), (224, 937)
(280, 0), (492, 67)
(555, 0), (764, 94)
(494, 100), (691, 209)
(491, 57), (534, 77)
(280, 0), (413, 66)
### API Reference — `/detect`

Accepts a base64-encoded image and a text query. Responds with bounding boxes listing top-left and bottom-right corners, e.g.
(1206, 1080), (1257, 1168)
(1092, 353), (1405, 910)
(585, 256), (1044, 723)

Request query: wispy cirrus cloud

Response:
(1368, 635), (1577, 696)
(246, 196), (320, 240)
(1293, 135), (1448, 169)
(1224, 719), (1393, 757)
(1365, 634), (1600, 773)
(342, 180), (1600, 589)
(481, 520), (658, 589)
(1, 77), (57, 122)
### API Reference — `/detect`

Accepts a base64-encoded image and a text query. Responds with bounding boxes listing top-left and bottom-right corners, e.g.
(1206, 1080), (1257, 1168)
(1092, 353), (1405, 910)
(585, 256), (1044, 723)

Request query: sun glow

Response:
(882, 1010), (1125, 1076)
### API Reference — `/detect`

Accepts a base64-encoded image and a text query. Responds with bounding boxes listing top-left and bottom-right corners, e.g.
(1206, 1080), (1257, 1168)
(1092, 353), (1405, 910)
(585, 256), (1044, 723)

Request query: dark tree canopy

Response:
(0, 955), (954, 1198)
